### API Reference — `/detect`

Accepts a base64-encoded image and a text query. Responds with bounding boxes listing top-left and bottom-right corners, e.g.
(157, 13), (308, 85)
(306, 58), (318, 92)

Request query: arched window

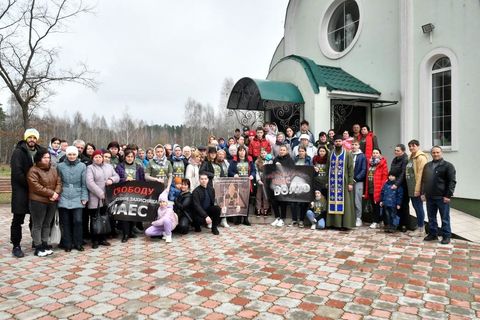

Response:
(431, 57), (451, 146)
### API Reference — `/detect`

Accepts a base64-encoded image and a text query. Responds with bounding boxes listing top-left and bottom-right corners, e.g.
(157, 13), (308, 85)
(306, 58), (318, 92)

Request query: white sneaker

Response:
(276, 219), (284, 227)
(419, 228), (426, 237)
(310, 224), (316, 230)
(289, 221), (298, 227)
(220, 218), (230, 228)
(207, 223), (212, 229)
(44, 248), (54, 255)
(356, 218), (362, 227)
(298, 222), (304, 228)
(164, 235), (172, 243)
(35, 250), (48, 257)
(271, 218), (280, 226)
(369, 222), (379, 229)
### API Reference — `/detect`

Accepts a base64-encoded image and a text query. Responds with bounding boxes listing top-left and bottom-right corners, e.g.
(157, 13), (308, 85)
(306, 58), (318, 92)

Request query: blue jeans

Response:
(410, 196), (425, 228)
(383, 206), (399, 227)
(426, 197), (451, 238)
(59, 208), (83, 248)
(305, 210), (325, 229)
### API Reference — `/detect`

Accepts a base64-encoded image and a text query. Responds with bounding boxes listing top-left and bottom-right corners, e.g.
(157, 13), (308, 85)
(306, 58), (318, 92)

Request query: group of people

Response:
(9, 121), (456, 258)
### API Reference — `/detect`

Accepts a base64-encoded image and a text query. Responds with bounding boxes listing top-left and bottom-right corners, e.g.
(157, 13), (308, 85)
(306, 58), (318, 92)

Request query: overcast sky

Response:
(3, 0), (289, 125)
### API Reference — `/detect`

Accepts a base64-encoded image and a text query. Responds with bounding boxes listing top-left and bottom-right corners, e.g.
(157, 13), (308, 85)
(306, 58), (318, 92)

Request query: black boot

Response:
(242, 216), (251, 226)
(234, 216), (241, 225)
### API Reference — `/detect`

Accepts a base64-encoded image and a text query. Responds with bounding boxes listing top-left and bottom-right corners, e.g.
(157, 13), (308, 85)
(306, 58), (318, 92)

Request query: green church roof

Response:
(227, 77), (304, 111)
(276, 55), (381, 96)
(253, 79), (304, 103)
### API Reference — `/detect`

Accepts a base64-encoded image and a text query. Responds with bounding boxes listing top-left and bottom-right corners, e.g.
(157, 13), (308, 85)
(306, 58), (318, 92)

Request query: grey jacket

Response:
(86, 163), (120, 209)
(57, 159), (88, 209)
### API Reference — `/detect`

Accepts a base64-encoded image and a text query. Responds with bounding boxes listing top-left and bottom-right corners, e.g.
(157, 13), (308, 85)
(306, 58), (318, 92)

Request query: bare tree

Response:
(0, 0), (96, 129)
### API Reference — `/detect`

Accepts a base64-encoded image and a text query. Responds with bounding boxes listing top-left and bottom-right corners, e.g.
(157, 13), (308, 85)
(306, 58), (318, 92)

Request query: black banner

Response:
(264, 164), (314, 203)
(106, 181), (164, 222)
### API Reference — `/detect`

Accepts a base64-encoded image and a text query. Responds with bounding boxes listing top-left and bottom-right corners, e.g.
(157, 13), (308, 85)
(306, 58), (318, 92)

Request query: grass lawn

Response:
(0, 193), (11, 204)
(0, 164), (10, 177)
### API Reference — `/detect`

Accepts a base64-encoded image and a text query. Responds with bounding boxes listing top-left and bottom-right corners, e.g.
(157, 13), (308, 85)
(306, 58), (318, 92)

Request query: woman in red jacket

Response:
(364, 148), (388, 229)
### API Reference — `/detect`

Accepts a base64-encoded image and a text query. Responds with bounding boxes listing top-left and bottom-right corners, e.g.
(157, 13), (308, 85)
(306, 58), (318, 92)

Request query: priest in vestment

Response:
(326, 135), (355, 229)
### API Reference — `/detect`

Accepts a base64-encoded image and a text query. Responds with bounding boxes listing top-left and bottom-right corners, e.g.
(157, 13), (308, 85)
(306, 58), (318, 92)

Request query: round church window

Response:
(319, 0), (362, 59)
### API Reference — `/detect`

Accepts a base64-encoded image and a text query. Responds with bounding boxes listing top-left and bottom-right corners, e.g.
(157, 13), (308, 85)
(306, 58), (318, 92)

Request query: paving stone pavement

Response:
(1, 207), (480, 319)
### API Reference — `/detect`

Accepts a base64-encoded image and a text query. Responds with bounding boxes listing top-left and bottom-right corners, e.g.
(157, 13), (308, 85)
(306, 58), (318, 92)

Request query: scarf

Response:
(369, 157), (381, 167)
(328, 149), (346, 215)
(153, 155), (168, 167)
(171, 154), (185, 162)
(48, 144), (61, 157)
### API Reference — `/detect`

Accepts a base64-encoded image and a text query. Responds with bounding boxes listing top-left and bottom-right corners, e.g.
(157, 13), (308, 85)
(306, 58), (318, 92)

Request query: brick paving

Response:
(1, 206), (480, 319)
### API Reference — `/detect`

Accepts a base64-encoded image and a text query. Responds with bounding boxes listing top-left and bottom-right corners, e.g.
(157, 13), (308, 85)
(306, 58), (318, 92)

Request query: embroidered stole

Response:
(329, 149), (345, 215)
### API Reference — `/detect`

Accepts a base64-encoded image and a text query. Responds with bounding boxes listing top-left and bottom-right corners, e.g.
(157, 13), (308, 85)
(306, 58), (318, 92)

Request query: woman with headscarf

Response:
(48, 137), (64, 168)
(145, 144), (173, 191)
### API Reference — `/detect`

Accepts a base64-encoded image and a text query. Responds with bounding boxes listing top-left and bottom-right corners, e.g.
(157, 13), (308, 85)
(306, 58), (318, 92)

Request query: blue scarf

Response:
(328, 149), (345, 215)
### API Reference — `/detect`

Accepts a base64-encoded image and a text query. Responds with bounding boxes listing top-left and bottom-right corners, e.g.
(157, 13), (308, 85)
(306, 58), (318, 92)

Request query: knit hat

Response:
(92, 149), (103, 158)
(173, 176), (182, 185)
(299, 134), (310, 140)
(24, 128), (39, 141)
(65, 146), (79, 156)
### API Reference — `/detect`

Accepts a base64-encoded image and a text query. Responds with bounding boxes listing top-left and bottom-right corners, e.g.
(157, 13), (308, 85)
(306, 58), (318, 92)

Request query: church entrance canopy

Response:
(227, 77), (304, 132)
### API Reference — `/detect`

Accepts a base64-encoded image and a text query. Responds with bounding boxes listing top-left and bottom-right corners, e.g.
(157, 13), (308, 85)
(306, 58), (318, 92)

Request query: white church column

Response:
(400, 0), (414, 143)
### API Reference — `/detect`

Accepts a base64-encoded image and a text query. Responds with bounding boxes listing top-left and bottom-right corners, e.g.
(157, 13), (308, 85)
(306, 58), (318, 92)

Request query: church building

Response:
(227, 0), (480, 215)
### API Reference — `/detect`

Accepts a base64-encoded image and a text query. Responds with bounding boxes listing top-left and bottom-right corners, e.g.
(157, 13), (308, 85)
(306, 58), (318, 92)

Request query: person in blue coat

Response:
(57, 146), (88, 252)
(380, 171), (403, 233)
(351, 140), (366, 227)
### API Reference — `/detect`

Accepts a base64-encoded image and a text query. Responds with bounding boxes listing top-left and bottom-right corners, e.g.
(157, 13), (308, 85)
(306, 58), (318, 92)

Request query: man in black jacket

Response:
(192, 173), (220, 235)
(10, 128), (42, 258)
(421, 146), (456, 244)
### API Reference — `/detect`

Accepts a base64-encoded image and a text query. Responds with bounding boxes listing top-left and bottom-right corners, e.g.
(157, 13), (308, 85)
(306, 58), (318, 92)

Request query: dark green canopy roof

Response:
(227, 77), (304, 110)
(275, 55), (381, 95)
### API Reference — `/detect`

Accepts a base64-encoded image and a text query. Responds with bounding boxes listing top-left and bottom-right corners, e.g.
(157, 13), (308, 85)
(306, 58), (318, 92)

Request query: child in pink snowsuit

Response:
(145, 189), (178, 242)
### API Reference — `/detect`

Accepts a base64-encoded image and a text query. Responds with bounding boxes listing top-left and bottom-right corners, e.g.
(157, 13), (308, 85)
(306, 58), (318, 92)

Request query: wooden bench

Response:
(0, 177), (12, 194)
